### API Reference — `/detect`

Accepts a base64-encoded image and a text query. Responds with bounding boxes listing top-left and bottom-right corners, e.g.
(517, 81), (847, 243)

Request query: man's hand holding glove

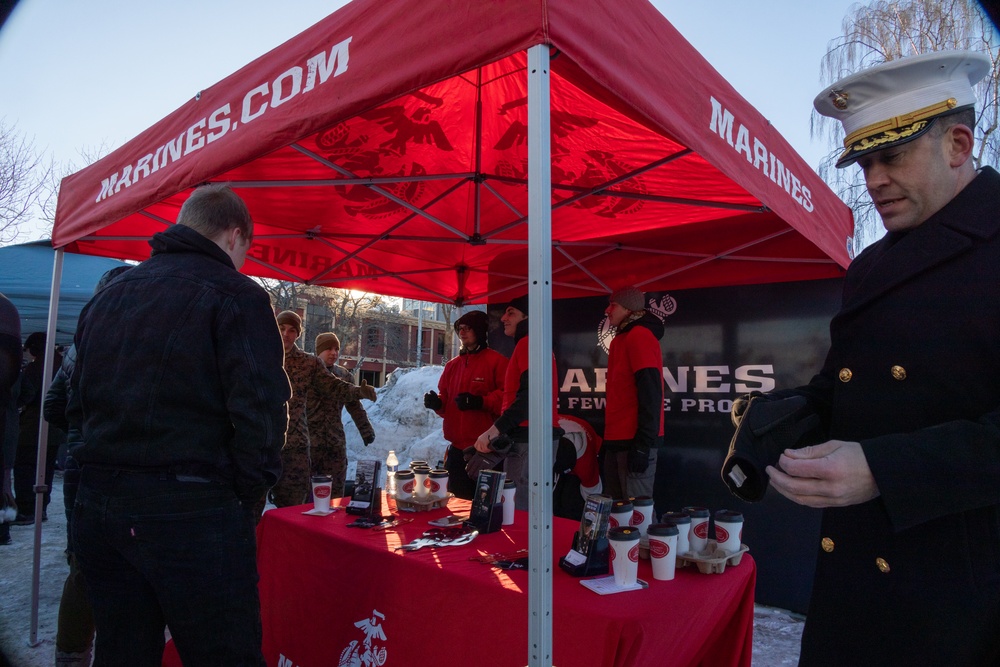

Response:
(423, 390), (443, 410)
(721, 391), (823, 502)
(455, 392), (484, 411)
(464, 432), (514, 480)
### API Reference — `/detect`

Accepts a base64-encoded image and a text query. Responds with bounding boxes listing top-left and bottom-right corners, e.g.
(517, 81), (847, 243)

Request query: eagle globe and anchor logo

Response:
(596, 293), (677, 353)
(338, 609), (389, 667)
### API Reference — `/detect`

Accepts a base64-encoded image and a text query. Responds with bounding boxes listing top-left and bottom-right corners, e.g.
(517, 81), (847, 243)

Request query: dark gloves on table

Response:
(455, 393), (484, 411)
(722, 391), (822, 502)
(423, 390), (443, 410)
(627, 443), (651, 474)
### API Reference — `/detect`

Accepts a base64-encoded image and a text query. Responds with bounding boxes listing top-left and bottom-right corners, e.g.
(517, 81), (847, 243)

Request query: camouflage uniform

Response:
(270, 345), (367, 507)
(309, 363), (375, 496)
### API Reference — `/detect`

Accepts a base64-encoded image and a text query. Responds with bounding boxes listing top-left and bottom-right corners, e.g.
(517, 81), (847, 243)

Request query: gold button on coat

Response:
(838, 368), (852, 382)
(821, 537), (835, 552)
(891, 365), (906, 380)
(876, 557), (890, 573)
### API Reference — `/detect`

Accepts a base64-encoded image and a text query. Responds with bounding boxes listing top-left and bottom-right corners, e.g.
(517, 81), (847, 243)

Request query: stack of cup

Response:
(646, 523), (679, 580)
(311, 475), (333, 512)
(714, 509), (744, 555)
(631, 496), (655, 558)
(682, 506), (710, 556)
(608, 526), (641, 588)
(609, 499), (634, 529)
(660, 511), (691, 556)
(501, 479), (517, 525)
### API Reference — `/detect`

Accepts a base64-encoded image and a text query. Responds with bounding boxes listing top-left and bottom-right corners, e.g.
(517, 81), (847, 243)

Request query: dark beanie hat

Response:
(507, 294), (529, 317)
(276, 310), (302, 333)
(24, 331), (46, 357)
(455, 310), (489, 346)
(609, 286), (645, 312)
(315, 332), (340, 355)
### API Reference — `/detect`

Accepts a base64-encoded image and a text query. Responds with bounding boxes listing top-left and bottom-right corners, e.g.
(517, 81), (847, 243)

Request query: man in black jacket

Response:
(749, 51), (1000, 665)
(67, 184), (290, 666)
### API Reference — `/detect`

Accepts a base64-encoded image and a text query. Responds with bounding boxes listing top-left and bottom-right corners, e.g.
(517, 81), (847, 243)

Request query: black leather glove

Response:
(362, 433), (375, 446)
(423, 390), (442, 410)
(627, 443), (651, 473)
(722, 392), (823, 502)
(463, 434), (514, 479)
(455, 393), (484, 411)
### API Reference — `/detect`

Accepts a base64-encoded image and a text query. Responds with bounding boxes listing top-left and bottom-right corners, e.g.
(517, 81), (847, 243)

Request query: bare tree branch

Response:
(0, 118), (55, 244)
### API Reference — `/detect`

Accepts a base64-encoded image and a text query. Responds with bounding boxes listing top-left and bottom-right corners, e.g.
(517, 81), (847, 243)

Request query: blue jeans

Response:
(73, 467), (264, 667)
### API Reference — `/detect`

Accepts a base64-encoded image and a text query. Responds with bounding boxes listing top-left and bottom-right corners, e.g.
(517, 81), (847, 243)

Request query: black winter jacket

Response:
(67, 224), (291, 506)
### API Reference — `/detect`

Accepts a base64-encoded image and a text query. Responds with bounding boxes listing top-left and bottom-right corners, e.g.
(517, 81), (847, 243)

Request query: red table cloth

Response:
(245, 496), (754, 667)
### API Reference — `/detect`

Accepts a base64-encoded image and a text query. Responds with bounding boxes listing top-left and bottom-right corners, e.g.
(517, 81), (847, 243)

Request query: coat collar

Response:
(840, 167), (1000, 316)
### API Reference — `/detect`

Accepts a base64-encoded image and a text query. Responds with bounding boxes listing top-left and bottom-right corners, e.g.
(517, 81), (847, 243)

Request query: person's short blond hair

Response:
(177, 184), (252, 241)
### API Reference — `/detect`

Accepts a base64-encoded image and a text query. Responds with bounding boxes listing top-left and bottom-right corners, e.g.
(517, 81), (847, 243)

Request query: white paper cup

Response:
(714, 509), (744, 555)
(632, 496), (655, 548)
(311, 475), (333, 512)
(394, 470), (415, 501)
(428, 469), (449, 502)
(501, 480), (516, 525)
(609, 500), (634, 529)
(683, 506), (710, 555)
(647, 523), (679, 581)
(660, 512), (691, 555)
(608, 526), (641, 588)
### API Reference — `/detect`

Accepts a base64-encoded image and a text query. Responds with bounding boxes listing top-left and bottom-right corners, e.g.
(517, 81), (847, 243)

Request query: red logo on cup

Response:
(428, 480), (440, 492)
(649, 540), (669, 559)
(609, 516), (619, 528)
(715, 525), (730, 543)
(402, 480), (415, 493)
(693, 522), (710, 539)
(314, 486), (331, 499)
(628, 545), (640, 562)
(609, 545), (617, 561)
(630, 511), (643, 527)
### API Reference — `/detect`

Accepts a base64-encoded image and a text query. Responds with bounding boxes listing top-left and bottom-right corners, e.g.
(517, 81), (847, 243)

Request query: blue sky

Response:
(0, 0), (858, 241)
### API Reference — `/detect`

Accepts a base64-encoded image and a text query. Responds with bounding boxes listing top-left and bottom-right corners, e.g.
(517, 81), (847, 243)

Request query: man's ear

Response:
(946, 123), (975, 167)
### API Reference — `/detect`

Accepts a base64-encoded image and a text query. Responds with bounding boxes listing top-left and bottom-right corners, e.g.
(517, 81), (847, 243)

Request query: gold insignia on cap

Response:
(839, 368), (853, 382)
(891, 365), (907, 381)
(842, 98), (962, 150)
(830, 90), (849, 110)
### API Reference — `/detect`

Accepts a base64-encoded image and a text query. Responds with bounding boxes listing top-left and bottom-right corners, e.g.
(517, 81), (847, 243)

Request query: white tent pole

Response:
(30, 246), (64, 646)
(526, 43), (553, 667)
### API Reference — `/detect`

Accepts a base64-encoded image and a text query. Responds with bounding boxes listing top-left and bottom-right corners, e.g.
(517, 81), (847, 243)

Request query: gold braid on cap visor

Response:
(841, 97), (959, 157)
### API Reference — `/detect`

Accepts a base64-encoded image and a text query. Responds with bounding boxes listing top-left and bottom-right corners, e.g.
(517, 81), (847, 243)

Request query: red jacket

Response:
(603, 312), (664, 448)
(495, 324), (559, 435)
(436, 346), (507, 450)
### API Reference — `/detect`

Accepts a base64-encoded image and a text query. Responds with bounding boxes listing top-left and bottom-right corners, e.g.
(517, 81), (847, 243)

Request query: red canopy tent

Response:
(53, 0), (851, 304)
(47, 0), (853, 662)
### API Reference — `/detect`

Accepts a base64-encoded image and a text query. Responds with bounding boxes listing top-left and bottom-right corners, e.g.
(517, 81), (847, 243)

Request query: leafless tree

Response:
(813, 0), (999, 256)
(0, 119), (56, 244)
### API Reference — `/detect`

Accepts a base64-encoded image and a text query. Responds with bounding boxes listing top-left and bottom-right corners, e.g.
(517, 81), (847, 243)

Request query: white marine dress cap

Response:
(814, 50), (990, 167)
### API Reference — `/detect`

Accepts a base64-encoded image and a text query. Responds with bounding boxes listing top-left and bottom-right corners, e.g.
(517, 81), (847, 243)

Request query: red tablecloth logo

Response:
(693, 521), (710, 539)
(628, 544), (640, 562)
(338, 609), (388, 667)
(715, 525), (730, 543)
(314, 486), (331, 499)
(649, 540), (669, 559)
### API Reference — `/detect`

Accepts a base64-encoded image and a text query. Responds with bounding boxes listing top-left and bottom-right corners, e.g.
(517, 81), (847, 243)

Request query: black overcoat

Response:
(793, 167), (1000, 666)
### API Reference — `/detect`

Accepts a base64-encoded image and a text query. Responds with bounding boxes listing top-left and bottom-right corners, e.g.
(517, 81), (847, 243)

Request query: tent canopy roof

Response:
(53, 0), (852, 305)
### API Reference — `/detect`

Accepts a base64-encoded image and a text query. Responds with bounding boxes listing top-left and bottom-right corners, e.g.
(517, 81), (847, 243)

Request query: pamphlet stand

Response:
(559, 532), (610, 577)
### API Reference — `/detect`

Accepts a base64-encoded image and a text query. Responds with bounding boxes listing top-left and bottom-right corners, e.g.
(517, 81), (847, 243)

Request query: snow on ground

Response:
(0, 365), (803, 666)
